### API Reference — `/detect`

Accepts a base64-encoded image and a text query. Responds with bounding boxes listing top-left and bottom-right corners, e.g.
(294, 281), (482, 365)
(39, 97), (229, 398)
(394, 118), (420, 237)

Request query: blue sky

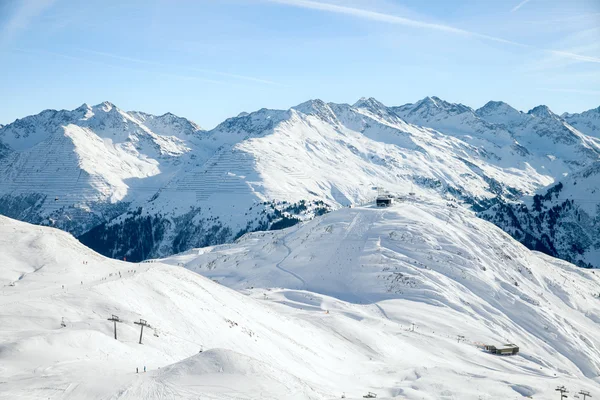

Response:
(1, 0), (599, 128)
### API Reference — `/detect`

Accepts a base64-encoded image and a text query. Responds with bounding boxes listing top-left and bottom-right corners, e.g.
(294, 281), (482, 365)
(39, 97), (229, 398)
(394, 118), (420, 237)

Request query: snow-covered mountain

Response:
(3, 199), (600, 399)
(0, 102), (201, 235)
(564, 107), (600, 138)
(481, 161), (600, 268)
(393, 97), (599, 168)
(433, 100), (600, 267)
(160, 197), (600, 394)
(1, 98), (599, 266)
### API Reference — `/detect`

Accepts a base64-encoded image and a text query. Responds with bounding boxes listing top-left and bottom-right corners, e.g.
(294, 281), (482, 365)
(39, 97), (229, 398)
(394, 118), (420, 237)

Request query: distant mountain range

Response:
(1, 97), (599, 266)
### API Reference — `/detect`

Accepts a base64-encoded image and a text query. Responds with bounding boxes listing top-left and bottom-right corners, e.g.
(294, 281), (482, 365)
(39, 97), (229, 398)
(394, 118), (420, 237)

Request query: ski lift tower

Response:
(578, 390), (592, 400)
(134, 318), (150, 344)
(556, 386), (569, 399)
(108, 314), (120, 340)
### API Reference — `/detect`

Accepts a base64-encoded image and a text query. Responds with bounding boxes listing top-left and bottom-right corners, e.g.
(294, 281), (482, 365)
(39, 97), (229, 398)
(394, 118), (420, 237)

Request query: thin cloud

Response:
(0, 0), (57, 45)
(80, 49), (281, 86)
(264, 0), (600, 64)
(266, 0), (524, 46)
(12, 48), (229, 85)
(549, 50), (600, 64)
(511, 0), (532, 13)
(523, 12), (600, 25)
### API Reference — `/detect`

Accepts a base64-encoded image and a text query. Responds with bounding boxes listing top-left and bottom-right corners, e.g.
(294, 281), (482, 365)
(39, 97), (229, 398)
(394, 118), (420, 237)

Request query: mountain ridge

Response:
(1, 97), (599, 267)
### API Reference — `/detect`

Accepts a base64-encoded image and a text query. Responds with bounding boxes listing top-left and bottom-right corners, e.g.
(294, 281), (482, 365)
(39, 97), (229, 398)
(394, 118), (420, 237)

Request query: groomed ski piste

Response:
(2, 195), (600, 399)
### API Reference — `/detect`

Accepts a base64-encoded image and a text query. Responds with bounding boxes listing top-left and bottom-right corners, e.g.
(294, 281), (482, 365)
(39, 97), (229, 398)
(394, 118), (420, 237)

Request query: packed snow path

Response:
(273, 225), (307, 286)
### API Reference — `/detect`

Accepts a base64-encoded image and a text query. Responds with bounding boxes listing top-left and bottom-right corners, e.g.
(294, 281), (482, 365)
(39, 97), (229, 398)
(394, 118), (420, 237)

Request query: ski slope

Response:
(3, 202), (600, 399)
(156, 196), (600, 397)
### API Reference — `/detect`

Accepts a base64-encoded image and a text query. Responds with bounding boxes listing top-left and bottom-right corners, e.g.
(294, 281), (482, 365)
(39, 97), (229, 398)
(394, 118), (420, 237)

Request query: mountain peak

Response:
(475, 101), (522, 125)
(417, 96), (448, 107)
(478, 100), (513, 112)
(563, 105), (600, 119)
(411, 96), (436, 108)
(291, 99), (337, 121)
(126, 109), (203, 136)
(93, 101), (117, 112)
(74, 103), (94, 120)
(353, 97), (387, 110)
(395, 96), (472, 118)
(528, 105), (556, 119)
(562, 105), (600, 137)
(294, 98), (326, 108)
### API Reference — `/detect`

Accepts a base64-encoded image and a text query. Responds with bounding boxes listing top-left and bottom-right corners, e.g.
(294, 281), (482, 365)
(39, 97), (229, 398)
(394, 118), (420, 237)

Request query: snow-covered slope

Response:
(481, 161), (600, 268)
(127, 110), (204, 142)
(77, 98), (600, 261)
(3, 202), (600, 399)
(564, 106), (600, 138)
(0, 102), (202, 235)
(0, 215), (334, 399)
(157, 197), (600, 395)
(393, 97), (600, 171)
(394, 98), (600, 267)
(1, 98), (599, 265)
(391, 96), (503, 137)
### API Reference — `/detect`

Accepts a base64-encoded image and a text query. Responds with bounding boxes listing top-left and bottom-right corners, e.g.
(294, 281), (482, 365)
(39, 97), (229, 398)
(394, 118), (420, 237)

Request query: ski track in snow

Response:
(274, 226), (307, 287)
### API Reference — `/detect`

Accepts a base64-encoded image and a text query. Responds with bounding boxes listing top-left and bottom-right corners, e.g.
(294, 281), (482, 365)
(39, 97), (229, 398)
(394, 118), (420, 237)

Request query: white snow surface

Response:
(3, 198), (600, 399)
(0, 102), (200, 218)
(114, 97), (600, 254)
(156, 197), (600, 397)
(564, 107), (600, 138)
(1, 97), (599, 255)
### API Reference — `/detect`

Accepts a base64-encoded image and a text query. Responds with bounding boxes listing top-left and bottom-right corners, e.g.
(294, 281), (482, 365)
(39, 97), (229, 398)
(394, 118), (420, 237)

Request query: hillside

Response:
(0, 102), (202, 235)
(564, 107), (600, 138)
(3, 200), (600, 399)
(1, 98), (599, 265)
(481, 161), (600, 268)
(158, 195), (600, 396)
(158, 196), (600, 382)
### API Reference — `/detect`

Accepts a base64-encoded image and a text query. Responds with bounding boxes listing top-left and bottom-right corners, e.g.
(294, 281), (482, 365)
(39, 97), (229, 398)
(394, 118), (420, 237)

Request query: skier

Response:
(144, 366), (146, 373)
(136, 367), (138, 373)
